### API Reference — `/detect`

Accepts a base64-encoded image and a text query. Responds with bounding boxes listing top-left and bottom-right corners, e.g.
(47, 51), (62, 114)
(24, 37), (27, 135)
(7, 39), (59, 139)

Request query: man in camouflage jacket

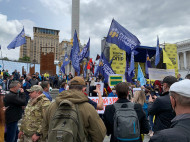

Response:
(18, 85), (51, 142)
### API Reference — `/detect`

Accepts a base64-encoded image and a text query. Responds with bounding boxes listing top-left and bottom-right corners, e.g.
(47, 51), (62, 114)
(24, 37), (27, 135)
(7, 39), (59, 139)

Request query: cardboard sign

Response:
(89, 97), (118, 114)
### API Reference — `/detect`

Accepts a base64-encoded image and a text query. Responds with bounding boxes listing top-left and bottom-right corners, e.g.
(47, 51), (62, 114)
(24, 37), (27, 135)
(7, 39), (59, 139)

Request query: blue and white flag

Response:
(106, 19), (140, 54)
(60, 54), (70, 74)
(7, 27), (26, 50)
(77, 38), (90, 63)
(71, 30), (80, 74)
(137, 63), (146, 86)
(99, 53), (115, 83)
(155, 36), (160, 66)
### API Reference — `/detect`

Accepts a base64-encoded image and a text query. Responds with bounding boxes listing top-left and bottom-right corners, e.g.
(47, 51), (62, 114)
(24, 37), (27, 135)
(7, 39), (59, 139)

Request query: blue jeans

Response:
(6, 121), (19, 142)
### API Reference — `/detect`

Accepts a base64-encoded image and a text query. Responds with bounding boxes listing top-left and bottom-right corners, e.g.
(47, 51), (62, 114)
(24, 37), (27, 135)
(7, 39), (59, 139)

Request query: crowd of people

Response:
(0, 69), (190, 142)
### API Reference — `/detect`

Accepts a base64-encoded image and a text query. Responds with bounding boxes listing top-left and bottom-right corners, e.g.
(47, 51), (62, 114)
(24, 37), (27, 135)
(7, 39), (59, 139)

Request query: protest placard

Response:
(89, 97), (118, 114)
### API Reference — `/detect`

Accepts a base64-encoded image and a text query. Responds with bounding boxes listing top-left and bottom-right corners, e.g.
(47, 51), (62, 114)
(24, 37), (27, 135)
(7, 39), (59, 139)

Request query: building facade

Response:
(33, 27), (60, 63)
(176, 39), (190, 78)
(20, 27), (60, 64)
(20, 36), (32, 59)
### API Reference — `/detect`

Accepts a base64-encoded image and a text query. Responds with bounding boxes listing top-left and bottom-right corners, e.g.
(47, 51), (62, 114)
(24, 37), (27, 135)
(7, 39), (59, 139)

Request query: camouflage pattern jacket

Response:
(20, 94), (51, 136)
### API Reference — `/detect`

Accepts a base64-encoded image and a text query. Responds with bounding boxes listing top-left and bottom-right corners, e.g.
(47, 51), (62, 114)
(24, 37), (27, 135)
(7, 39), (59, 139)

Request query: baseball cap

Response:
(69, 76), (86, 86)
(169, 79), (190, 98)
(27, 85), (43, 92)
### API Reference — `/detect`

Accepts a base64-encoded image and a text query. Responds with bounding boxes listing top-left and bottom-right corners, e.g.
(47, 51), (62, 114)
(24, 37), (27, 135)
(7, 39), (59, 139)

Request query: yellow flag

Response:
(163, 49), (174, 69)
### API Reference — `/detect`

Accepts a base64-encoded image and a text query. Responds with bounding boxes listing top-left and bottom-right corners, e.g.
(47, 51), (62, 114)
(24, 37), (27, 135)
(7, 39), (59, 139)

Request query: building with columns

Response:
(176, 39), (190, 78)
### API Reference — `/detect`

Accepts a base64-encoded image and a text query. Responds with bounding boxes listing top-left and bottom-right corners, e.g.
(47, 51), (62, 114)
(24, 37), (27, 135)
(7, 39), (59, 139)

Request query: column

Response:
(177, 53), (180, 70)
(183, 51), (187, 69)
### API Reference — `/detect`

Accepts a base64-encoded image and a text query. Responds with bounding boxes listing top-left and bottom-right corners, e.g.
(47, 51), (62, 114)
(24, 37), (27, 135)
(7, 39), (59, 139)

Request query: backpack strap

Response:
(113, 102), (134, 111)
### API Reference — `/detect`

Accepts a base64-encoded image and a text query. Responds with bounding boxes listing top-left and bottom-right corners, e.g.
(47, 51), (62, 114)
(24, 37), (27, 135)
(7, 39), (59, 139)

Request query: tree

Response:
(2, 57), (9, 60)
(19, 56), (30, 62)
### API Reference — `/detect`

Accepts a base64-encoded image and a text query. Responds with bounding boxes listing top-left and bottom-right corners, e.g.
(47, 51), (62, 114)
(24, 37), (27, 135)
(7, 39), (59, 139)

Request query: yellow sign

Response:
(164, 44), (178, 77)
(110, 44), (126, 74)
(163, 49), (174, 69)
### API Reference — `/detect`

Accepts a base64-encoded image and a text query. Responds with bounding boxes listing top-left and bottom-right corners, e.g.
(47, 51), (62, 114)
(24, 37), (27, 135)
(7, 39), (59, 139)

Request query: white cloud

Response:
(0, 14), (35, 60)
(39, 0), (71, 15)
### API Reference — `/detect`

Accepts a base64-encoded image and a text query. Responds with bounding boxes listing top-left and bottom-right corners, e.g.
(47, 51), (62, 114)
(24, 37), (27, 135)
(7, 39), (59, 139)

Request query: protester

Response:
(40, 81), (52, 101)
(133, 90), (148, 117)
(185, 74), (190, 79)
(148, 76), (177, 133)
(18, 85), (51, 142)
(3, 81), (26, 142)
(149, 79), (190, 142)
(177, 73), (183, 81)
(23, 76), (32, 103)
(30, 74), (39, 86)
(3, 69), (9, 80)
(53, 74), (58, 88)
(108, 87), (118, 97)
(5, 75), (13, 91)
(42, 76), (106, 141)
(13, 70), (19, 81)
(103, 82), (149, 142)
(59, 82), (67, 93)
(87, 84), (104, 110)
(0, 93), (5, 142)
(58, 73), (63, 87)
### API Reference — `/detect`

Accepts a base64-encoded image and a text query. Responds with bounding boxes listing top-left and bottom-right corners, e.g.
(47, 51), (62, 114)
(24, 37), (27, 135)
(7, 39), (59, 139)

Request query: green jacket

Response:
(20, 94), (51, 136)
(42, 89), (106, 142)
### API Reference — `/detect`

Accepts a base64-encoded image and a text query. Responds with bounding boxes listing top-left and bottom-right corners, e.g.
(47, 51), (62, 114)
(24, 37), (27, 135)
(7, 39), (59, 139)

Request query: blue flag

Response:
(137, 63), (146, 86)
(106, 19), (140, 54)
(0, 45), (1, 50)
(83, 62), (88, 78)
(128, 51), (135, 77)
(99, 53), (115, 83)
(94, 65), (99, 77)
(71, 30), (80, 74)
(7, 27), (26, 50)
(60, 54), (70, 74)
(155, 36), (160, 66)
(125, 57), (132, 82)
(77, 38), (90, 63)
(145, 51), (151, 79)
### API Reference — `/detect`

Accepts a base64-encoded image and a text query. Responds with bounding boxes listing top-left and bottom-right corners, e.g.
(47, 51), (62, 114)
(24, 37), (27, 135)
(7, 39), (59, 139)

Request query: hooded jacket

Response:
(42, 89), (106, 142)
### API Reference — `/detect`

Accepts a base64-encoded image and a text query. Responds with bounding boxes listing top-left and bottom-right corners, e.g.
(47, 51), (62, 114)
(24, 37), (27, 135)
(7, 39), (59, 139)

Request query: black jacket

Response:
(4, 91), (26, 124)
(103, 98), (149, 142)
(149, 116), (190, 142)
(148, 92), (175, 132)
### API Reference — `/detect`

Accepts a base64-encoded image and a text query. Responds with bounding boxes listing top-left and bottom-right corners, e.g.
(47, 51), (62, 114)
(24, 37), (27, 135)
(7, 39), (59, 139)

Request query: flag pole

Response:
(1, 49), (4, 69)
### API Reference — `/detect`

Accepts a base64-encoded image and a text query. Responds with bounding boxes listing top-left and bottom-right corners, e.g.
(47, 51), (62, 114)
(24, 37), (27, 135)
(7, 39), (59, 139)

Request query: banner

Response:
(164, 44), (178, 77)
(108, 74), (125, 88)
(89, 97), (118, 114)
(148, 68), (175, 80)
(110, 44), (126, 74)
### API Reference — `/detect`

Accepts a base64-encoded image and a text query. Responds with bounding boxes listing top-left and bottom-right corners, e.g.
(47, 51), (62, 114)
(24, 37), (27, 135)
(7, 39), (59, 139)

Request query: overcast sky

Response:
(0, 0), (190, 60)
